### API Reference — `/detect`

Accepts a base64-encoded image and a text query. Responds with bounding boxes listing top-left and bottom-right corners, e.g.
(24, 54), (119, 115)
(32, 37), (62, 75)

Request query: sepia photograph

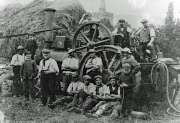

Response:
(0, 0), (179, 122)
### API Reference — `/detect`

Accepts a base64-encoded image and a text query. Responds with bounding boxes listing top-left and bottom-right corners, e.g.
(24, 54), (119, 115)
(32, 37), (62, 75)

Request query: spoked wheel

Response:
(151, 62), (180, 113)
(78, 45), (122, 84)
(72, 22), (114, 52)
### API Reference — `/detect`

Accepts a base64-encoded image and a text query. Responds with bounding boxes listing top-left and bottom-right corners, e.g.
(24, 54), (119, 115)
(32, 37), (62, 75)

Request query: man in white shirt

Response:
(38, 48), (59, 107)
(85, 49), (103, 84)
(61, 49), (79, 96)
(49, 73), (84, 109)
(10, 45), (25, 97)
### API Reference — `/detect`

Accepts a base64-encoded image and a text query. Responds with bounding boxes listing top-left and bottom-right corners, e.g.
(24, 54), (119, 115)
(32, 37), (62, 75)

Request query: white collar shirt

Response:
(10, 54), (25, 66)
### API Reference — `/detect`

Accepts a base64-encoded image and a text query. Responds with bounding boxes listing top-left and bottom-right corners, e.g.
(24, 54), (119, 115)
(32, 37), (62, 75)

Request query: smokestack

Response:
(44, 8), (56, 49)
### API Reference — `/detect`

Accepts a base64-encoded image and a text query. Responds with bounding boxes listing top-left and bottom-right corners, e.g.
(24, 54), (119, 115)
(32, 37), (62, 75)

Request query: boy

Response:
(119, 63), (135, 117)
(20, 50), (37, 102)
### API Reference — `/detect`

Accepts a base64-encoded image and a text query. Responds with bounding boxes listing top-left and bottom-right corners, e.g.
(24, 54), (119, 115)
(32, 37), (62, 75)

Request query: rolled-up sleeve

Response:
(89, 84), (96, 95)
(150, 28), (155, 38)
(67, 83), (73, 93)
(51, 59), (59, 73)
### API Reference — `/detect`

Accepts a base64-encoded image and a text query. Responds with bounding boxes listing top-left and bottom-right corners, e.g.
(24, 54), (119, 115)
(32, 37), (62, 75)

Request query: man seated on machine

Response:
(85, 49), (103, 85)
(135, 18), (157, 62)
(79, 12), (100, 41)
(89, 76), (121, 119)
(112, 19), (133, 48)
(49, 73), (84, 109)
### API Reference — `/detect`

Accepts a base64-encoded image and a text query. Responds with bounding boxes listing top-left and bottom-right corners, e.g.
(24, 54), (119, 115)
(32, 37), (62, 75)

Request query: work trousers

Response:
(62, 74), (72, 96)
(121, 89), (133, 116)
(139, 42), (156, 60)
(13, 66), (23, 96)
(54, 95), (73, 105)
(41, 73), (56, 105)
(23, 78), (35, 100)
(81, 96), (99, 111)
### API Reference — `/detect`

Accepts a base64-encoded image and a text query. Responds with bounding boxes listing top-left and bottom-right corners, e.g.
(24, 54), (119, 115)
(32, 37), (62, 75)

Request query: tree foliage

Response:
(100, 18), (114, 31)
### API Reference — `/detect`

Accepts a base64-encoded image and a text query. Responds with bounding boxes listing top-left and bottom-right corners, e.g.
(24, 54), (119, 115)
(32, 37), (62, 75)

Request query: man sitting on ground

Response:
(66, 75), (96, 111)
(89, 76), (121, 119)
(49, 73), (83, 109)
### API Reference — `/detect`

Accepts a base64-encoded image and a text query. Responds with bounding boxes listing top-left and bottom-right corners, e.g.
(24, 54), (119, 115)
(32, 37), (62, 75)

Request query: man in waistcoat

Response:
(112, 19), (132, 48)
(136, 19), (156, 62)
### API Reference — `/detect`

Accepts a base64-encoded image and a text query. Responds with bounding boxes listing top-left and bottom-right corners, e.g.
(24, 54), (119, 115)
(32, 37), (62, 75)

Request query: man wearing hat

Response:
(25, 34), (38, 60)
(73, 75), (109, 113)
(135, 18), (156, 62)
(90, 75), (121, 118)
(66, 75), (96, 111)
(116, 47), (141, 95)
(38, 48), (59, 106)
(61, 49), (79, 96)
(112, 19), (133, 48)
(20, 50), (37, 102)
(10, 45), (25, 97)
(85, 49), (103, 85)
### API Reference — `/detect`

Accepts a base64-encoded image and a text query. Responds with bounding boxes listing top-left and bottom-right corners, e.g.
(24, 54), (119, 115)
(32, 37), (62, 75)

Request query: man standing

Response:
(25, 34), (38, 60)
(10, 46), (25, 97)
(112, 19), (132, 48)
(136, 19), (156, 62)
(61, 49), (79, 96)
(38, 49), (59, 107)
(85, 49), (103, 84)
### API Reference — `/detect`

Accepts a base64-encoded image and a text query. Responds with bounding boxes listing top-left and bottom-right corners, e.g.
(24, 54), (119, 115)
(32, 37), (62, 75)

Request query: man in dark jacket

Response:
(25, 34), (38, 60)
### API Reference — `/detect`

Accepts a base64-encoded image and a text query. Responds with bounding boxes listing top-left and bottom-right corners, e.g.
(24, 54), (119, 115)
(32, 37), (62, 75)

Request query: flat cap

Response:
(109, 75), (116, 80)
(118, 19), (125, 23)
(68, 49), (74, 54)
(17, 46), (24, 50)
(83, 75), (92, 80)
(42, 48), (51, 53)
(24, 50), (31, 55)
(72, 72), (78, 77)
(89, 49), (96, 53)
(122, 63), (131, 68)
(141, 18), (148, 23)
(94, 75), (102, 80)
(122, 47), (131, 53)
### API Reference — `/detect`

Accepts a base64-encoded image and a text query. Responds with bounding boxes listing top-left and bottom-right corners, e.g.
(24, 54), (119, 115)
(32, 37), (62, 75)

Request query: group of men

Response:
(9, 14), (157, 119)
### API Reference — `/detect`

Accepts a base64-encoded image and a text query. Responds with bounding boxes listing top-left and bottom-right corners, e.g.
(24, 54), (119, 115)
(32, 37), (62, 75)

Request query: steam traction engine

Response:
(40, 8), (180, 114)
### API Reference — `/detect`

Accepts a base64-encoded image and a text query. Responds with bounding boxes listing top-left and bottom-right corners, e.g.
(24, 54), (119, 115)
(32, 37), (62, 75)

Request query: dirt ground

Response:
(0, 95), (180, 123)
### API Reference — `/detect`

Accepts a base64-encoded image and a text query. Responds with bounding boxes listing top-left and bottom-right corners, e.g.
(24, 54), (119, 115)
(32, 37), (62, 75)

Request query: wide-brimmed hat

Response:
(68, 49), (74, 54)
(17, 46), (24, 50)
(83, 75), (92, 80)
(122, 47), (131, 54)
(141, 18), (148, 23)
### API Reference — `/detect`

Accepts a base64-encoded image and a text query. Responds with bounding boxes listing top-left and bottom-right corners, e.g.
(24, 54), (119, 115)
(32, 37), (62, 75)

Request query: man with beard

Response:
(10, 46), (25, 97)
(112, 19), (132, 48)
(38, 49), (59, 107)
(85, 49), (103, 84)
(61, 49), (79, 96)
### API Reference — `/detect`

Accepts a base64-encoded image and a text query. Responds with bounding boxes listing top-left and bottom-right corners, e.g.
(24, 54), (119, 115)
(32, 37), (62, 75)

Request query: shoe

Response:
(109, 113), (118, 119)
(67, 107), (75, 112)
(48, 103), (56, 109)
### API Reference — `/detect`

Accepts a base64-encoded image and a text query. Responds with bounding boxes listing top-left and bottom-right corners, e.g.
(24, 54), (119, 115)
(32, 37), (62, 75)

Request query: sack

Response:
(1, 80), (13, 97)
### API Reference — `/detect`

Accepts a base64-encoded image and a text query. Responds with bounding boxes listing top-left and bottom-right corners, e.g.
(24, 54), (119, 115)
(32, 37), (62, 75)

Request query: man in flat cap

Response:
(135, 18), (156, 62)
(85, 49), (103, 85)
(61, 49), (79, 96)
(11, 45), (25, 97)
(66, 75), (96, 111)
(38, 48), (59, 107)
(112, 19), (133, 48)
